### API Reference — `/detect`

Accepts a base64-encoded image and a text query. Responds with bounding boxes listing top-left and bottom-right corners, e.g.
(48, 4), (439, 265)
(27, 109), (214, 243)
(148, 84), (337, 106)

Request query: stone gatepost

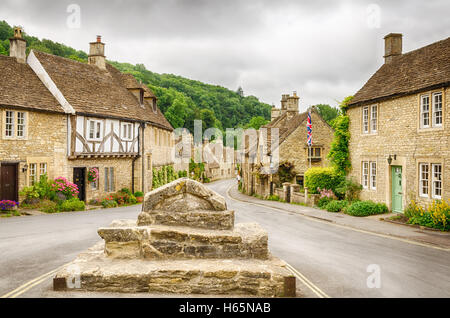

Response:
(282, 182), (291, 202)
(290, 184), (300, 194)
(304, 187), (309, 205)
(53, 178), (295, 297)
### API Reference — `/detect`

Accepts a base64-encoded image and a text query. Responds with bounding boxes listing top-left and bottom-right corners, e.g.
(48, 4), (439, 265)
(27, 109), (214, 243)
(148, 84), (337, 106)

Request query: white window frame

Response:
(362, 106), (369, 134)
(39, 163), (47, 178)
(420, 95), (430, 128)
(87, 119), (103, 141)
(5, 110), (15, 138)
(16, 111), (26, 138)
(431, 163), (442, 199)
(370, 162), (377, 190)
(432, 92), (442, 127)
(362, 161), (369, 189)
(419, 163), (429, 198)
(370, 105), (377, 133)
(29, 163), (37, 186)
(121, 122), (133, 141)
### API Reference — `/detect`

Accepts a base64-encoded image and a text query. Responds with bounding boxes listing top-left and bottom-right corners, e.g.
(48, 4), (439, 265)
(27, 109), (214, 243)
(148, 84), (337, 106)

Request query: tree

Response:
(245, 116), (269, 130)
(236, 86), (244, 97)
(313, 104), (340, 124)
(327, 96), (353, 175)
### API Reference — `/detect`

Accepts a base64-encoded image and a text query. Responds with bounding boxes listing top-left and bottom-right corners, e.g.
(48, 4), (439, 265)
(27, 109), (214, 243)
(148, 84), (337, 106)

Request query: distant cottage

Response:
(347, 33), (449, 212)
(0, 28), (174, 202)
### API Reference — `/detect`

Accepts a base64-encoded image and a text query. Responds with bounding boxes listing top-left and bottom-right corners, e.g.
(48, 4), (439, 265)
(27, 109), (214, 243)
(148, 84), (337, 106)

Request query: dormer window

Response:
(139, 89), (144, 105)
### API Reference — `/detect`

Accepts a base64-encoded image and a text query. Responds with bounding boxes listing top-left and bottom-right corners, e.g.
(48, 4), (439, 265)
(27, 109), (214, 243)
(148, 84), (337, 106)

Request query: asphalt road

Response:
(0, 179), (449, 297)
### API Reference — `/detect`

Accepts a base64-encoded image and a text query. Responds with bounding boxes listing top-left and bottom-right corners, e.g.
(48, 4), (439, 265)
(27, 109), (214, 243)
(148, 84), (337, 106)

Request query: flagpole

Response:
(309, 145), (311, 169)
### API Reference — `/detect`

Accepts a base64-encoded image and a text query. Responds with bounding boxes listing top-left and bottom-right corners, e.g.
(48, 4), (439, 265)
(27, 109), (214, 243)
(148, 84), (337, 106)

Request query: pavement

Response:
(0, 178), (449, 298)
(227, 185), (450, 250)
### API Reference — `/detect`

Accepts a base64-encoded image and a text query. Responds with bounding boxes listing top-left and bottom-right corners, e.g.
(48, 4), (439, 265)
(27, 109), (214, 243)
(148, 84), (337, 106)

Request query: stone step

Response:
(53, 242), (294, 297)
(98, 222), (268, 260)
(137, 209), (235, 230)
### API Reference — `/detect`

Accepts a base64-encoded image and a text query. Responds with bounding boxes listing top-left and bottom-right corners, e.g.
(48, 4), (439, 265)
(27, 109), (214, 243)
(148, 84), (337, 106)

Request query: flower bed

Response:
(404, 200), (449, 231)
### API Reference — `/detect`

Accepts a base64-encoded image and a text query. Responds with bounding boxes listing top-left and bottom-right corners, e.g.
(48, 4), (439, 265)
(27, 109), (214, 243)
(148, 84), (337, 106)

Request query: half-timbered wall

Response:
(70, 115), (139, 156)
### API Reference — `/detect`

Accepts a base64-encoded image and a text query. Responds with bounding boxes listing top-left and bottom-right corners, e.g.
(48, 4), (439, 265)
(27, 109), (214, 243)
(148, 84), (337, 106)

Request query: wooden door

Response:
(1, 164), (18, 201)
(73, 168), (86, 201)
(391, 166), (403, 213)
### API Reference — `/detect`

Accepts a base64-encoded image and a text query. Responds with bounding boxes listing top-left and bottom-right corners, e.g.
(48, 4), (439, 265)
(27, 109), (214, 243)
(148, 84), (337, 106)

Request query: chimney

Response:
(9, 27), (26, 63)
(88, 35), (106, 69)
(286, 91), (299, 120)
(271, 104), (280, 121)
(280, 94), (289, 115)
(384, 33), (402, 64)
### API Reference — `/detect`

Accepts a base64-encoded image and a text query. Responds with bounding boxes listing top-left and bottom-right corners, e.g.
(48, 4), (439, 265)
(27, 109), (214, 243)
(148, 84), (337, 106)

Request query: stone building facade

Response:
(347, 34), (449, 212)
(0, 29), (174, 203)
(241, 92), (334, 198)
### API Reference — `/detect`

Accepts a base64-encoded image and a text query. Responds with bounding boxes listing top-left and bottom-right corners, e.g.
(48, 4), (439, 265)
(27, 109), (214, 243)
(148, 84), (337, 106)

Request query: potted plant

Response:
(87, 167), (99, 184)
(134, 191), (144, 203)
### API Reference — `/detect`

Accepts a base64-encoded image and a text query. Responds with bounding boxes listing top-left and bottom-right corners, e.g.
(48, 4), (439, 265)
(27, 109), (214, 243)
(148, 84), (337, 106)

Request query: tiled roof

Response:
(0, 55), (62, 113)
(349, 37), (450, 106)
(32, 51), (172, 130)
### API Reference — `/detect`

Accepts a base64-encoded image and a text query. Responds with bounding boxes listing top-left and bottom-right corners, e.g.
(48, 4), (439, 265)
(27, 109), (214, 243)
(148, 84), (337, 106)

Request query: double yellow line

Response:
(1, 264), (68, 298)
(285, 262), (330, 298)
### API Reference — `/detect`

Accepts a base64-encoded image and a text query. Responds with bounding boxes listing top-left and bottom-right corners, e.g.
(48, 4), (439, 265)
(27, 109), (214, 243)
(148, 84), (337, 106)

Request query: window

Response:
(104, 167), (115, 192)
(362, 161), (369, 189)
(421, 95), (430, 128)
(433, 92), (442, 126)
(91, 167), (99, 190)
(307, 147), (321, 158)
(370, 162), (377, 190)
(139, 89), (144, 105)
(432, 164), (442, 199)
(371, 105), (377, 132)
(29, 163), (37, 185)
(39, 163), (47, 178)
(88, 120), (102, 141)
(419, 163), (429, 197)
(5, 111), (14, 137)
(121, 123), (133, 140)
(16, 112), (26, 137)
(362, 106), (369, 133)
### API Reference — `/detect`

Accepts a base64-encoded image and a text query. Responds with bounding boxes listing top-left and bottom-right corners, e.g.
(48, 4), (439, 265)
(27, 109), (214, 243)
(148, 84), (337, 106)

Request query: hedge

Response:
(344, 200), (388, 217)
(304, 167), (344, 194)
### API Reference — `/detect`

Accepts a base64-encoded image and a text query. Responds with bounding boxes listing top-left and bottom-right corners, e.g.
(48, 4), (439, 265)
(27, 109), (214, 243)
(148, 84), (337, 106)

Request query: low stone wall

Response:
(274, 188), (284, 200)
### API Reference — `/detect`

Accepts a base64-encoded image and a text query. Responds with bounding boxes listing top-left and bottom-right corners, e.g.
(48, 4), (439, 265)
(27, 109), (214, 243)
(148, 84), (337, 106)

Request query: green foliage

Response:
(327, 96), (353, 176)
(305, 167), (345, 194)
(134, 191), (144, 198)
(313, 104), (340, 125)
(317, 197), (332, 208)
(334, 177), (362, 201)
(405, 200), (449, 231)
(101, 196), (118, 209)
(38, 199), (59, 213)
(267, 195), (281, 202)
(278, 161), (296, 184)
(344, 201), (388, 217)
(60, 198), (85, 212)
(189, 159), (205, 181)
(244, 116), (269, 130)
(178, 170), (188, 178)
(324, 200), (349, 212)
(20, 186), (40, 200)
(120, 188), (132, 195)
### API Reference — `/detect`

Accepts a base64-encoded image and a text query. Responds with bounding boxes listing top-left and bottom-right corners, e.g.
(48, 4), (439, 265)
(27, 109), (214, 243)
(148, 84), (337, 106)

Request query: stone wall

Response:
(348, 87), (450, 210)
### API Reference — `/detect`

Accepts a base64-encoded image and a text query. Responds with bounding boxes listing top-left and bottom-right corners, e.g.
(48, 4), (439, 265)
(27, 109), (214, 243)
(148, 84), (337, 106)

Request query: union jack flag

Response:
(306, 111), (312, 146)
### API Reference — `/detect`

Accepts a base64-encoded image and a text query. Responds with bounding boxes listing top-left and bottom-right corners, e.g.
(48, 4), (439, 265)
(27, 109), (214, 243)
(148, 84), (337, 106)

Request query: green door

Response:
(391, 166), (403, 213)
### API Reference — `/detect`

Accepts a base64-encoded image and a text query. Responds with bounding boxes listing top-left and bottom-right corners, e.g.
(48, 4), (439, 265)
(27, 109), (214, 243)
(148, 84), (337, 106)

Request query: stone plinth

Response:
(53, 178), (295, 297)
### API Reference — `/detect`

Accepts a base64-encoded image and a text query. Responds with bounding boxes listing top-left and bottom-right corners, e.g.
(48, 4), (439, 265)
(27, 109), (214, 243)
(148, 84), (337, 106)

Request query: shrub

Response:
(305, 167), (344, 194)
(88, 198), (102, 206)
(267, 195), (281, 201)
(34, 174), (57, 200)
(405, 200), (449, 231)
(344, 200), (388, 217)
(101, 196), (118, 208)
(39, 199), (59, 213)
(60, 198), (85, 212)
(120, 188), (132, 195)
(20, 186), (40, 201)
(134, 191), (144, 198)
(317, 196), (332, 208)
(324, 200), (349, 212)
(0, 200), (18, 211)
(334, 177), (362, 201)
(51, 177), (79, 199)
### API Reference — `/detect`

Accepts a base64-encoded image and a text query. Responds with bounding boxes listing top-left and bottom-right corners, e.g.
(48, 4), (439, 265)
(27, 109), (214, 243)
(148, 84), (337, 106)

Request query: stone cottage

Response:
(241, 92), (334, 198)
(347, 33), (449, 212)
(0, 28), (174, 203)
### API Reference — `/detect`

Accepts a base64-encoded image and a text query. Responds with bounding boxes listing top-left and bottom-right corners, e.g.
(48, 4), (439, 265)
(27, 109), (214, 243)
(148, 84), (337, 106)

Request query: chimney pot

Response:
(384, 33), (402, 64)
(97, 35), (101, 43)
(9, 26), (26, 63)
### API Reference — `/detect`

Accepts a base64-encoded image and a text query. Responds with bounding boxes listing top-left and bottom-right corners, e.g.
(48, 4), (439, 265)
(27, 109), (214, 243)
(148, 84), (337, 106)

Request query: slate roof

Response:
(31, 51), (172, 130)
(349, 37), (450, 107)
(0, 55), (62, 113)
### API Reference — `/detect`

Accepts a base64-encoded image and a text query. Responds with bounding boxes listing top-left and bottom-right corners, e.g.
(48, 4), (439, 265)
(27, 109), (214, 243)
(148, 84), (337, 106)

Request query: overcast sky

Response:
(1, 0), (449, 111)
